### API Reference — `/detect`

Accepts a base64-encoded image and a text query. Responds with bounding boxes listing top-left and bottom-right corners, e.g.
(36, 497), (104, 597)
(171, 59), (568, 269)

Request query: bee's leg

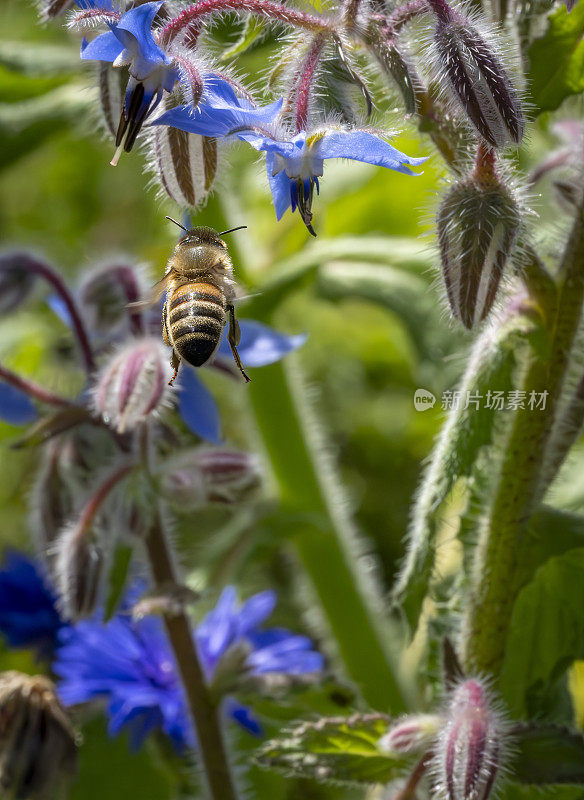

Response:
(227, 303), (251, 383)
(168, 349), (180, 386)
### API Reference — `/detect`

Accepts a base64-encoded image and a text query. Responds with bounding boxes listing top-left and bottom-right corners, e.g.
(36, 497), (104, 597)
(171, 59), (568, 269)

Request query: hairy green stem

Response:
(464, 200), (584, 677)
(144, 509), (240, 800)
(249, 357), (412, 713)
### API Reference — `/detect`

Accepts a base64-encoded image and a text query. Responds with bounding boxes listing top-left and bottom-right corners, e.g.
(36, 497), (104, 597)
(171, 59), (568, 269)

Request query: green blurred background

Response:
(1, 0), (582, 797)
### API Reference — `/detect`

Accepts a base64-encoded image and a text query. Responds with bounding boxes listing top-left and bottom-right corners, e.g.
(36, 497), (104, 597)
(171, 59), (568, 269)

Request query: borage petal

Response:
(81, 31), (124, 64)
(177, 367), (221, 443)
(112, 1), (169, 67)
(0, 383), (37, 425)
(217, 320), (307, 367)
(315, 130), (427, 174)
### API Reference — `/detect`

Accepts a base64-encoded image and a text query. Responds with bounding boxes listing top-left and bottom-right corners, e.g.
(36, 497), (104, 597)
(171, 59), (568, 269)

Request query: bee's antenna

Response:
(219, 225), (247, 235)
(165, 216), (189, 233)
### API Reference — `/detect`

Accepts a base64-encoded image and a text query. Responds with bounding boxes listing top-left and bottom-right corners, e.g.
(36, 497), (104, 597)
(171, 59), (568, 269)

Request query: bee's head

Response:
(177, 226), (228, 250)
(165, 218), (246, 252)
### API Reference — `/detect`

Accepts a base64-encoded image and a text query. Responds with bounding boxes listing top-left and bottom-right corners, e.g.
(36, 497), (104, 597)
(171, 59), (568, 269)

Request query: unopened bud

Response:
(93, 339), (173, 433)
(437, 151), (521, 328)
(37, 0), (75, 19)
(0, 671), (77, 799)
(148, 97), (218, 209)
(378, 714), (442, 754)
(0, 253), (37, 314)
(159, 447), (262, 510)
(98, 63), (127, 139)
(54, 521), (104, 620)
(434, 678), (504, 800)
(30, 441), (75, 563)
(79, 262), (144, 338)
(431, 1), (524, 148)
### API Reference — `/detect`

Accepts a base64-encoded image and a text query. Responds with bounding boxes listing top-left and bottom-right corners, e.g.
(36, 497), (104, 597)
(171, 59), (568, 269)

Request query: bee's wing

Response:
(231, 290), (261, 304)
(127, 271), (175, 310)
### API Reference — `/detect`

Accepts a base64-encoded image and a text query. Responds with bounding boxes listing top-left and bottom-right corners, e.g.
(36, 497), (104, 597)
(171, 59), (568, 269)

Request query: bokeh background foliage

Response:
(2, 0), (584, 797)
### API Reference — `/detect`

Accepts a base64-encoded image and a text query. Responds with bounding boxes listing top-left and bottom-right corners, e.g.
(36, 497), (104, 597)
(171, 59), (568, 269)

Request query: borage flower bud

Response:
(378, 714), (442, 754)
(54, 521), (105, 620)
(0, 253), (37, 314)
(429, 0), (524, 148)
(0, 671), (77, 799)
(434, 678), (505, 800)
(437, 149), (521, 328)
(159, 446), (263, 510)
(37, 0), (75, 20)
(79, 261), (144, 337)
(148, 97), (218, 209)
(93, 338), (173, 433)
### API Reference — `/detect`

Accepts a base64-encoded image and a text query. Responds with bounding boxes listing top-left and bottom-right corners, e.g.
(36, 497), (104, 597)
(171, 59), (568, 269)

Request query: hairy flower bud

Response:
(0, 253), (37, 314)
(30, 441), (75, 563)
(148, 95), (218, 209)
(37, 0), (75, 19)
(430, 1), (524, 148)
(159, 447), (263, 510)
(54, 521), (105, 620)
(0, 672), (77, 799)
(93, 339), (172, 433)
(98, 64), (127, 139)
(437, 152), (521, 328)
(434, 679), (504, 800)
(79, 262), (144, 338)
(379, 714), (442, 754)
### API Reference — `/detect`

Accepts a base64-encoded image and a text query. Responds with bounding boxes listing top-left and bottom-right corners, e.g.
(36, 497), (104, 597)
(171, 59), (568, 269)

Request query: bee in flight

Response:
(137, 218), (250, 386)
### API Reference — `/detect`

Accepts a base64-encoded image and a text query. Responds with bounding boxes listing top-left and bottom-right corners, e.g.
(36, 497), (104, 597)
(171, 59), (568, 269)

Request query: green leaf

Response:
(392, 313), (538, 630)
(220, 17), (267, 61)
(104, 544), (133, 621)
(500, 548), (584, 716)
(511, 722), (584, 785)
(0, 83), (95, 169)
(246, 236), (432, 320)
(0, 41), (79, 75)
(528, 2), (584, 114)
(316, 261), (442, 361)
(254, 714), (413, 786)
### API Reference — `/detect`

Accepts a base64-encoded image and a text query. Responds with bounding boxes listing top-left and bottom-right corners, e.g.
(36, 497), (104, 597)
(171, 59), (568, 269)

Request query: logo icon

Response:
(414, 389), (436, 412)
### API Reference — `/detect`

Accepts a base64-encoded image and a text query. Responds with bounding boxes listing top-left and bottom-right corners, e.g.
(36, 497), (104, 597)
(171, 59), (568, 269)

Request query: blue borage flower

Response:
(152, 76), (427, 234)
(0, 551), (66, 658)
(0, 383), (38, 426)
(54, 586), (324, 750)
(80, 1), (180, 161)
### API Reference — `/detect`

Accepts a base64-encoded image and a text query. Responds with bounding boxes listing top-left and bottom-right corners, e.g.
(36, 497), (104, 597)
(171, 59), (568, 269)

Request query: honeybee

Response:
(138, 218), (250, 386)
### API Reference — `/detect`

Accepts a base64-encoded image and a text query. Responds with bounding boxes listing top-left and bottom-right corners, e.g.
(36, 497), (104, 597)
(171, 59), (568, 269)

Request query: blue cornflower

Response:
(153, 77), (427, 234)
(54, 586), (324, 750)
(0, 551), (66, 658)
(80, 1), (180, 160)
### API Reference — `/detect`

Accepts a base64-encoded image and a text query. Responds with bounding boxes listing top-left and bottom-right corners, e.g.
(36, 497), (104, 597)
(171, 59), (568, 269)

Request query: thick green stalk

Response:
(464, 201), (584, 677)
(249, 357), (411, 713)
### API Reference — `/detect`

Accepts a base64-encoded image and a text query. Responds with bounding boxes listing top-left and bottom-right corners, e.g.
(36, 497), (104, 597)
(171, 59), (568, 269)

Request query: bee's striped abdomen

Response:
(169, 281), (226, 367)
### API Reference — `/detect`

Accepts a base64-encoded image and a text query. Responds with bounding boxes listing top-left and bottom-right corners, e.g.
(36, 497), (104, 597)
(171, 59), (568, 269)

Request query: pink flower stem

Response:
(0, 364), (73, 408)
(294, 34), (327, 132)
(160, 0), (335, 47)
(77, 462), (134, 535)
(22, 255), (95, 375)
